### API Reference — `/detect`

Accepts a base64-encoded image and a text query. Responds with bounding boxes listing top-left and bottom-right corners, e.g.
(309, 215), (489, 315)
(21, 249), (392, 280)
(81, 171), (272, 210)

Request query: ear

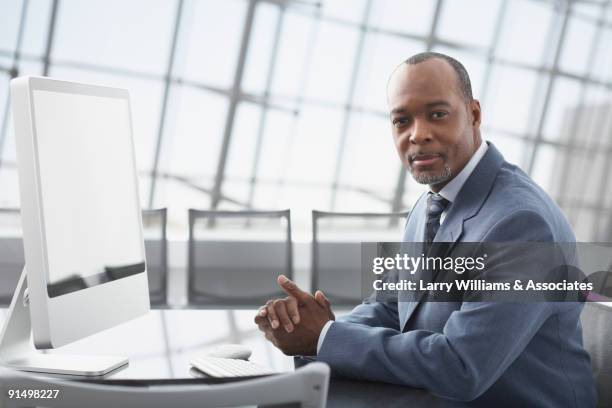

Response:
(470, 99), (482, 128)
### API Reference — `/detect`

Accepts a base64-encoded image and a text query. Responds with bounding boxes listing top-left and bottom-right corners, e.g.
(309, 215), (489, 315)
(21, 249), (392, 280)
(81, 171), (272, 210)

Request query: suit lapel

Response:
(398, 142), (506, 331)
(398, 193), (427, 327)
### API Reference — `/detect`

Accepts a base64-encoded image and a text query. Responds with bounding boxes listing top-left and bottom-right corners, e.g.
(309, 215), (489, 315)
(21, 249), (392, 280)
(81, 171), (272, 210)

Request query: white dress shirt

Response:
(436, 140), (488, 224)
(316, 140), (489, 354)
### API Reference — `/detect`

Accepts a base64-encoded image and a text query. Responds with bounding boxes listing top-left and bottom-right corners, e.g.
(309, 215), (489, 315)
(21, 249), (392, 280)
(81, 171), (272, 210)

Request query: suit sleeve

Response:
(332, 256), (402, 330)
(294, 294), (401, 368)
(334, 299), (399, 329)
(316, 210), (560, 402)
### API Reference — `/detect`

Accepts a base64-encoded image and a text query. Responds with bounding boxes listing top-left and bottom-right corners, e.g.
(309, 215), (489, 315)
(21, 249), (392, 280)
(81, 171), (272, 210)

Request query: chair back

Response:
(142, 208), (168, 307)
(581, 301), (612, 407)
(0, 209), (24, 306)
(188, 209), (293, 307)
(311, 210), (408, 307)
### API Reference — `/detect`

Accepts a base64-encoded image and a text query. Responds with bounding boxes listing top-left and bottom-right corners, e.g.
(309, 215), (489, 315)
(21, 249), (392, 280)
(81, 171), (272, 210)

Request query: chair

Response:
(311, 210), (409, 307)
(0, 209), (24, 306)
(187, 209), (293, 308)
(588, 264), (612, 299)
(581, 301), (612, 407)
(142, 208), (169, 307)
(0, 361), (330, 408)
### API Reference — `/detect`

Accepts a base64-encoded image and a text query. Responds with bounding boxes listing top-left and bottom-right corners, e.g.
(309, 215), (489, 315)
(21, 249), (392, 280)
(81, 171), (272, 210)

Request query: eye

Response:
(392, 117), (410, 128)
(431, 111), (448, 120)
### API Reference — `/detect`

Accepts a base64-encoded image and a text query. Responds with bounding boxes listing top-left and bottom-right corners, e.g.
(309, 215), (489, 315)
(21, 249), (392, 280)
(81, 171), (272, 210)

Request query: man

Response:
(254, 52), (596, 406)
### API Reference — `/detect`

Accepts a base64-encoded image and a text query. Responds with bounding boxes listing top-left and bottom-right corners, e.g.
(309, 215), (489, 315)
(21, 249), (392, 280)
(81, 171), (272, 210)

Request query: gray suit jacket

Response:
(301, 143), (596, 406)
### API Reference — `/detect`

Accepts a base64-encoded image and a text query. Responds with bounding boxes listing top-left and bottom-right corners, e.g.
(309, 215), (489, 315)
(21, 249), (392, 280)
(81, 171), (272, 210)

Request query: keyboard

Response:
(190, 356), (277, 378)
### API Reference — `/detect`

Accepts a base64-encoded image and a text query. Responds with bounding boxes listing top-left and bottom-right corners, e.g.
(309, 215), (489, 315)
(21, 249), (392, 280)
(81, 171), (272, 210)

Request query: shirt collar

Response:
(433, 140), (488, 204)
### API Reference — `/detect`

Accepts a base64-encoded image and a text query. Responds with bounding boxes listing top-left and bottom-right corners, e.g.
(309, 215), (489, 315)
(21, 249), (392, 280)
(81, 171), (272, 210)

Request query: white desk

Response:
(0, 308), (294, 380)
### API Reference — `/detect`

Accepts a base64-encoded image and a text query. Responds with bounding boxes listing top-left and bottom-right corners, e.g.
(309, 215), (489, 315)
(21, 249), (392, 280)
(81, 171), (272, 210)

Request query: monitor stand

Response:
(0, 268), (128, 376)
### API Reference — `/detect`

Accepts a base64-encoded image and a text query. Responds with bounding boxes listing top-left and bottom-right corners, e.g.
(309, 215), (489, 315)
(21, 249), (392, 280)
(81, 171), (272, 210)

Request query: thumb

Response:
(314, 290), (330, 308)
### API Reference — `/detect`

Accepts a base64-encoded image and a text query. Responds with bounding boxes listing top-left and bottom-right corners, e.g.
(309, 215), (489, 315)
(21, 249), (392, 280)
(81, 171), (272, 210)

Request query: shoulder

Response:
(472, 162), (575, 242)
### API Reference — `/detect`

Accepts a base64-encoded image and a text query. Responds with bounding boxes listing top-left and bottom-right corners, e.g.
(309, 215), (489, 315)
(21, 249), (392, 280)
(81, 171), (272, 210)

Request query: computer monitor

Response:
(0, 76), (150, 376)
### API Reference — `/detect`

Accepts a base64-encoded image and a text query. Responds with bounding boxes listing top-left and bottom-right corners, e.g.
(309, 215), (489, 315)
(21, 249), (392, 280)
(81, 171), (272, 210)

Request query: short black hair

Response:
(404, 52), (473, 101)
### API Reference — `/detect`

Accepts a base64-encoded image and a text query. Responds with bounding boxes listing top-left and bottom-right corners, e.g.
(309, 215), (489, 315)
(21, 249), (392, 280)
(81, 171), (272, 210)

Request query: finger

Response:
(264, 331), (279, 348)
(315, 290), (335, 320)
(255, 313), (271, 331)
(266, 300), (280, 329)
(277, 275), (311, 302)
(286, 296), (300, 325)
(274, 300), (294, 333)
(254, 306), (267, 325)
(257, 320), (271, 333)
(314, 290), (330, 309)
(258, 306), (267, 317)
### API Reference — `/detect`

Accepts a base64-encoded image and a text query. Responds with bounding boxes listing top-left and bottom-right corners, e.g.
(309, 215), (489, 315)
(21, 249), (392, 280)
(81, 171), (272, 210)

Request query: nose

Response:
(396, 119), (432, 156)
(409, 119), (432, 145)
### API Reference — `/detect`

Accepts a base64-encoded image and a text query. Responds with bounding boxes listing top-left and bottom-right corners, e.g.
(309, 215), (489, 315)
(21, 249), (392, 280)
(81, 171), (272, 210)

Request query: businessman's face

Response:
(387, 59), (481, 192)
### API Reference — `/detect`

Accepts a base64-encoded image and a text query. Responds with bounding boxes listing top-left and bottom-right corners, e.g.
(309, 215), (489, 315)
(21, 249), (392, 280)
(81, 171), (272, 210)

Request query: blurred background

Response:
(1, 0), (612, 378)
(1, 0), (612, 240)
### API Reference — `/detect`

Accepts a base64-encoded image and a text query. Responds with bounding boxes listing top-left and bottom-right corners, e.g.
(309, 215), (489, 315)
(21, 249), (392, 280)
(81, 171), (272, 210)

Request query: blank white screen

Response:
(32, 89), (144, 286)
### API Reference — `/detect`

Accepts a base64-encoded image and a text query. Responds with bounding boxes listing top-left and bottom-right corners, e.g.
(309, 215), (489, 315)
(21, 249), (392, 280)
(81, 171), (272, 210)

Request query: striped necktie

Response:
(424, 192), (450, 253)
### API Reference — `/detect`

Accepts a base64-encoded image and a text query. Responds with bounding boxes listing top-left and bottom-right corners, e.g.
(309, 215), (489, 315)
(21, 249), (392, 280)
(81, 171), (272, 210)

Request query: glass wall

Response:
(1, 0), (611, 240)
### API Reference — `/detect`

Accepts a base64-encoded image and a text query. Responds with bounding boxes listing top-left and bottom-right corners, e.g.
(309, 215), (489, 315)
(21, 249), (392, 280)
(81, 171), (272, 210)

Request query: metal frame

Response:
(328, 0), (372, 210)
(246, 2), (287, 209)
(148, 0), (185, 208)
(209, 0), (258, 210)
(0, 0), (611, 239)
(524, 0), (573, 174)
(187, 208), (293, 307)
(310, 209), (409, 305)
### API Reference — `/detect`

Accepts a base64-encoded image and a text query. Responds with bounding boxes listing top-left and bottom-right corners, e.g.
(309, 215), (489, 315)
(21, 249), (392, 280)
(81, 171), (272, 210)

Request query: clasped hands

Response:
(254, 275), (335, 356)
